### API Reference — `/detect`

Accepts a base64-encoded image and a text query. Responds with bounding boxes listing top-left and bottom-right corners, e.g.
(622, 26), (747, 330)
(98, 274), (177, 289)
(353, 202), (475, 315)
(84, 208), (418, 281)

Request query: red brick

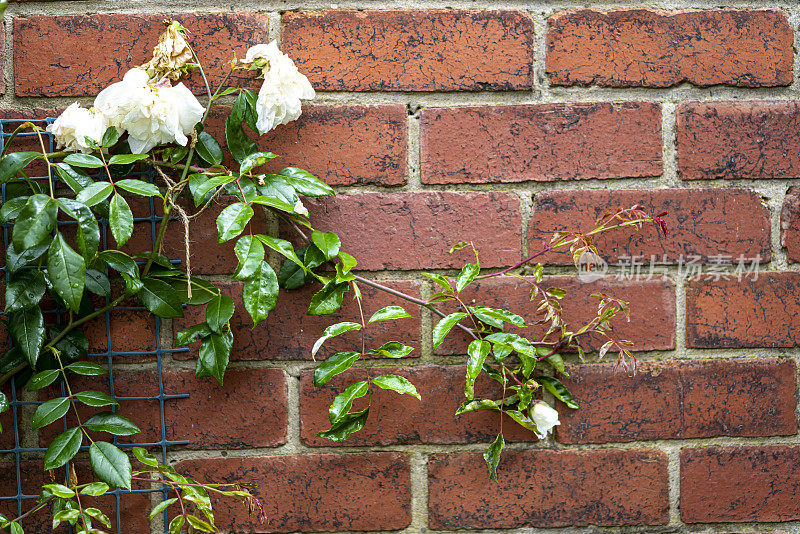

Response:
(163, 368), (286, 449)
(782, 187), (800, 262)
(686, 272), (800, 348)
(205, 105), (408, 186)
(421, 103), (662, 184)
(174, 279), (420, 361)
(527, 188), (770, 265)
(679, 101), (800, 180)
(681, 446), (800, 522)
(14, 13), (269, 96)
(436, 275), (675, 355)
(176, 453), (411, 532)
(428, 449), (668, 528)
(83, 308), (158, 358)
(558, 358), (796, 444)
(300, 366), (536, 447)
(547, 9), (792, 87)
(281, 10), (533, 91)
(297, 192), (521, 270)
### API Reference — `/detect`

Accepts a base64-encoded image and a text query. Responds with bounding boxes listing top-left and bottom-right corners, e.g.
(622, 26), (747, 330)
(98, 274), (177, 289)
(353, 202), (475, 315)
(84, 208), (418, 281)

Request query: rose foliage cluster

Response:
(0, 21), (666, 533)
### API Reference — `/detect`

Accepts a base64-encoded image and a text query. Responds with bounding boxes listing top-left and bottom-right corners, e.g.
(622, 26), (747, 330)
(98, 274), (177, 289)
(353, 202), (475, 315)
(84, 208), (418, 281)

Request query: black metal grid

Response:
(0, 117), (190, 534)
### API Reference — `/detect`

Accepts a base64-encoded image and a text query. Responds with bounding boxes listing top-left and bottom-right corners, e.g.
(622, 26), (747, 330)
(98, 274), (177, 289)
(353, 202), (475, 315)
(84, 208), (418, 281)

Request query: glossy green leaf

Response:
(196, 131), (223, 165)
(546, 287), (566, 299)
(6, 241), (49, 273)
(255, 235), (305, 272)
(432, 312), (468, 349)
(484, 433), (504, 482)
(250, 194), (297, 214)
(137, 278), (184, 318)
(312, 322), (362, 358)
(233, 235), (265, 280)
(53, 330), (89, 361)
(465, 340), (491, 401)
(278, 255), (307, 290)
(538, 376), (579, 409)
(456, 263), (479, 293)
(216, 202), (253, 243)
(206, 294), (235, 333)
(84, 507), (111, 527)
(76, 181), (113, 207)
(506, 409), (538, 433)
(197, 330), (233, 385)
(12, 194), (57, 250)
(168, 515), (184, 534)
(47, 233), (86, 312)
(0, 392), (8, 415)
(5, 269), (46, 312)
(368, 306), (410, 324)
(27, 369), (60, 391)
(9, 306), (44, 366)
(55, 163), (93, 193)
(469, 306), (526, 329)
(307, 281), (348, 316)
(176, 323), (214, 346)
(371, 374), (420, 399)
(455, 398), (500, 415)
(328, 380), (369, 425)
(311, 231), (340, 260)
(243, 261), (278, 326)
(367, 340), (414, 358)
(540, 351), (568, 377)
(89, 441), (132, 489)
(80, 482), (110, 497)
(190, 174), (236, 207)
(149, 498), (178, 521)
(58, 198), (100, 260)
(63, 153), (104, 168)
(98, 250), (138, 278)
(74, 390), (118, 407)
(132, 446), (159, 467)
(317, 408), (368, 442)
(171, 277), (220, 305)
(108, 193), (133, 246)
(44, 427), (82, 470)
(116, 178), (161, 197)
(43, 483), (74, 499)
(0, 196), (28, 223)
(85, 412), (140, 435)
(186, 514), (215, 533)
(85, 269), (111, 296)
(278, 167), (334, 197)
(313, 351), (360, 387)
(31, 396), (69, 430)
(101, 126), (120, 147)
(240, 151), (278, 175)
(225, 92), (257, 163)
(0, 152), (40, 183)
(108, 154), (148, 166)
(65, 361), (106, 376)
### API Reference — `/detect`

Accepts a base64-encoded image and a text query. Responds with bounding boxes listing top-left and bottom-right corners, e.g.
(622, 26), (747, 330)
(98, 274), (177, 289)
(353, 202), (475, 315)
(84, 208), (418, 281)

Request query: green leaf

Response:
(171, 277), (220, 305)
(469, 306), (526, 329)
(53, 330), (89, 361)
(74, 390), (118, 407)
(186, 514), (215, 533)
(5, 269), (46, 313)
(506, 409), (538, 433)
(44, 427), (82, 470)
(312, 322), (362, 358)
(80, 482), (110, 497)
(65, 361), (106, 376)
(367, 341), (414, 359)
(101, 126), (121, 147)
(546, 287), (566, 299)
(328, 380), (369, 425)
(371, 374), (420, 399)
(168, 515), (185, 534)
(251, 194), (298, 214)
(43, 483), (75, 499)
(233, 235), (265, 279)
(27, 369), (60, 391)
(368, 306), (411, 324)
(278, 254), (308, 290)
(240, 151), (278, 175)
(89, 441), (132, 489)
(307, 281), (348, 316)
(243, 261), (278, 326)
(432, 312), (468, 349)
(85, 269), (111, 296)
(84, 412), (140, 435)
(317, 408), (368, 442)
(63, 153), (104, 168)
(540, 350), (568, 377)
(456, 263), (479, 293)
(196, 131), (223, 166)
(9, 306), (44, 366)
(108, 193), (133, 246)
(13, 194), (58, 250)
(55, 163), (93, 193)
(216, 202), (253, 243)
(0, 392), (9, 414)
(149, 498), (178, 521)
(98, 250), (138, 278)
(107, 154), (149, 166)
(47, 233), (86, 312)
(32, 397), (70, 429)
(197, 330), (233, 385)
(138, 278), (184, 318)
(538, 376), (579, 409)
(76, 181), (113, 207)
(58, 198), (100, 260)
(225, 92), (257, 163)
(311, 231), (341, 260)
(255, 235), (305, 272)
(0, 196), (28, 223)
(484, 433), (504, 482)
(465, 340), (491, 401)
(116, 178), (161, 197)
(313, 351), (360, 386)
(84, 507), (111, 527)
(206, 294), (235, 333)
(6, 241), (49, 273)
(278, 167), (335, 197)
(176, 323), (213, 346)
(0, 152), (40, 183)
(455, 398), (500, 415)
(132, 446), (159, 467)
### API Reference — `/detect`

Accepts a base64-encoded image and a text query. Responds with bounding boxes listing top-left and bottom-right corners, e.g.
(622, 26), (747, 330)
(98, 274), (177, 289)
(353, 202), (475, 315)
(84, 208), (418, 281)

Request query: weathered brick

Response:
(205, 105), (408, 186)
(174, 279), (420, 361)
(176, 453), (411, 532)
(281, 10), (533, 91)
(421, 103), (662, 184)
(686, 272), (800, 348)
(83, 308), (158, 358)
(428, 449), (668, 528)
(547, 9), (792, 87)
(297, 192), (521, 270)
(527, 188), (770, 265)
(300, 366), (535, 447)
(163, 369), (287, 448)
(781, 187), (800, 262)
(14, 13), (269, 96)
(558, 358), (796, 444)
(679, 101), (800, 180)
(436, 275), (675, 354)
(681, 446), (800, 522)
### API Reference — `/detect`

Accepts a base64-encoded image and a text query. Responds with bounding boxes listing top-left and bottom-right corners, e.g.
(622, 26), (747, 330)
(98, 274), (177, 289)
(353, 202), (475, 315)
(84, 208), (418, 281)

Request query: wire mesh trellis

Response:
(0, 117), (190, 534)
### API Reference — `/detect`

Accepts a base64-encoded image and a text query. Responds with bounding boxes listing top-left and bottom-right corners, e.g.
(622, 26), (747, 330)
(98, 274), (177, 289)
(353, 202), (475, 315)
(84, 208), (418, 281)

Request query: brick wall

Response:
(4, 1), (800, 532)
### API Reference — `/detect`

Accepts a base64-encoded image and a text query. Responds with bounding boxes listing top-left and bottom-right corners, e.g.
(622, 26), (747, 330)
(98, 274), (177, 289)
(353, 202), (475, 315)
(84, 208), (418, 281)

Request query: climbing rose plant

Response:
(0, 21), (666, 533)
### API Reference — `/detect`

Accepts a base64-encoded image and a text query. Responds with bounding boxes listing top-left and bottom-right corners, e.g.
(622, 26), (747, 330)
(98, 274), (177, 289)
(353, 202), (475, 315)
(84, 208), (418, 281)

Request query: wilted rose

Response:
(46, 103), (108, 154)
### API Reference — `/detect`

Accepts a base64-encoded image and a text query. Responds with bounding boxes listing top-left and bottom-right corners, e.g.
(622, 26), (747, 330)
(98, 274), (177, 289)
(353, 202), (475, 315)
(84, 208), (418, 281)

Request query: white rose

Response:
(529, 401), (560, 439)
(46, 103), (108, 154)
(94, 68), (204, 154)
(244, 42), (315, 134)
